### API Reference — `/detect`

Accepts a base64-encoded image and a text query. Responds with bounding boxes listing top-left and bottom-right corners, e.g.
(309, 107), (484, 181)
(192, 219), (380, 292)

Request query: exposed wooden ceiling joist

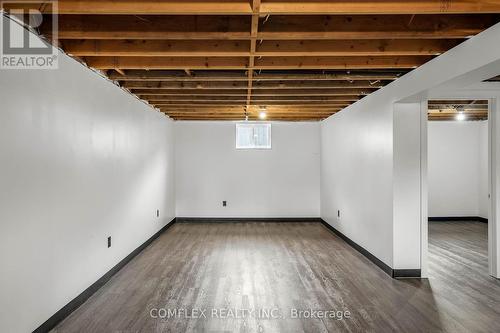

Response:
(8, 0), (500, 15)
(109, 71), (402, 81)
(157, 104), (350, 108)
(164, 116), (327, 121)
(428, 105), (488, 110)
(428, 100), (488, 105)
(253, 56), (431, 70)
(159, 104), (343, 108)
(259, 1), (500, 15)
(66, 40), (250, 57)
(132, 88), (376, 96)
(3, 0), (253, 15)
(259, 14), (499, 39)
(144, 95), (362, 101)
(85, 55), (430, 70)
(164, 111), (338, 116)
(161, 107), (337, 112)
(64, 39), (461, 57)
(48, 14), (499, 40)
(149, 100), (359, 105)
(10, 0), (499, 121)
(120, 80), (387, 89)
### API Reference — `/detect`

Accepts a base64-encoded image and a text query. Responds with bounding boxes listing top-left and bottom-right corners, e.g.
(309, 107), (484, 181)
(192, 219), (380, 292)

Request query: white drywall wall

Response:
(0, 23), (175, 333)
(479, 121), (489, 218)
(320, 93), (395, 267)
(490, 98), (500, 278)
(428, 121), (488, 218)
(175, 121), (320, 218)
(321, 21), (500, 271)
(393, 102), (426, 270)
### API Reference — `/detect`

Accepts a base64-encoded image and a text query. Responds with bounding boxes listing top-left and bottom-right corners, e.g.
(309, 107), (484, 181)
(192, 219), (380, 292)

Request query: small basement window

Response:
(236, 123), (271, 149)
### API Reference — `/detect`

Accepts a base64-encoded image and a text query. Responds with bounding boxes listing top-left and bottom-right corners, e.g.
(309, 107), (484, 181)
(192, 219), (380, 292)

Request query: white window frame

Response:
(235, 122), (272, 150)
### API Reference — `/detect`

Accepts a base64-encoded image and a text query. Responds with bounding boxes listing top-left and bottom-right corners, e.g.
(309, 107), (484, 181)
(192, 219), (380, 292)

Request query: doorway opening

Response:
(427, 99), (490, 278)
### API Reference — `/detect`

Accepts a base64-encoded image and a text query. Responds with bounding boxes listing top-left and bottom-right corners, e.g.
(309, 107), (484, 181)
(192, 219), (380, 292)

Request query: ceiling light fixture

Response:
(456, 112), (466, 121)
(259, 112), (267, 120)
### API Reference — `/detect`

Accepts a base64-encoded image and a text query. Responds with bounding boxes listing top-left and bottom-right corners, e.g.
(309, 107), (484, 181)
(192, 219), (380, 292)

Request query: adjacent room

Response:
(1, 2), (500, 333)
(427, 100), (496, 309)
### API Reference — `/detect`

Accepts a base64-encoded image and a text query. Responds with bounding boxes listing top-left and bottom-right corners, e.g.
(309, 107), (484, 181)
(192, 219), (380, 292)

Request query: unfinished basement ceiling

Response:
(5, 1), (500, 121)
(485, 75), (500, 81)
(428, 100), (488, 121)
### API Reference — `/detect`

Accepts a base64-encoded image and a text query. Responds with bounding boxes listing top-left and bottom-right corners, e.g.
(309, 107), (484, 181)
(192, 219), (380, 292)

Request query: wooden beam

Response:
(428, 105), (488, 110)
(123, 81), (249, 89)
(249, 96), (360, 102)
(8, 1), (500, 15)
(258, 14), (500, 40)
(245, 0), (261, 117)
(5, 0), (253, 15)
(150, 100), (357, 105)
(85, 56), (249, 69)
(162, 109), (336, 114)
(132, 88), (375, 96)
(160, 110), (344, 115)
(121, 80), (387, 89)
(144, 95), (361, 102)
(49, 14), (499, 40)
(255, 39), (461, 56)
(64, 39), (460, 57)
(429, 109), (488, 113)
(64, 40), (251, 57)
(110, 71), (402, 81)
(86, 56), (427, 70)
(252, 80), (387, 89)
(429, 100), (489, 105)
(169, 116), (325, 121)
(428, 117), (487, 121)
(428, 110), (488, 120)
(159, 104), (350, 110)
(162, 112), (332, 116)
(50, 15), (250, 40)
(137, 89), (248, 96)
(259, 1), (500, 15)
(253, 56), (431, 70)
(429, 112), (488, 116)
(164, 111), (337, 116)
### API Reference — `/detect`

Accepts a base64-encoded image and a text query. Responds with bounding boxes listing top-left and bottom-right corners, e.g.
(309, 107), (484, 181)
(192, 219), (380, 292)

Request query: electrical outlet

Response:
(156, 209), (160, 217)
(107, 236), (112, 248)
(222, 200), (227, 207)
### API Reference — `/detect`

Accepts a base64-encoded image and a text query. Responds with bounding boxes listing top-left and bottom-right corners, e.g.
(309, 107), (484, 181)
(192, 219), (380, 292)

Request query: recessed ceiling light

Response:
(259, 112), (267, 119)
(456, 112), (466, 121)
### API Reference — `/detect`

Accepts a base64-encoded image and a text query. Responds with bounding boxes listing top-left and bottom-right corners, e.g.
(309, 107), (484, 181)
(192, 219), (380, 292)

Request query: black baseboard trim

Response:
(320, 219), (421, 279)
(33, 218), (177, 333)
(176, 217), (322, 223)
(320, 219), (393, 277)
(429, 216), (488, 223)
(393, 269), (422, 278)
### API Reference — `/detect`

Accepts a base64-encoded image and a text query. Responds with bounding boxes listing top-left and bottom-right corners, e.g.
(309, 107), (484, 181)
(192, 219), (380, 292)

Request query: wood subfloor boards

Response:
(52, 222), (500, 332)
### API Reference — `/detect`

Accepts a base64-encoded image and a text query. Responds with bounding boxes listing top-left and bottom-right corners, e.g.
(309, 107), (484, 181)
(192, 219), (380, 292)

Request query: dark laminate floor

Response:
(52, 222), (500, 333)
